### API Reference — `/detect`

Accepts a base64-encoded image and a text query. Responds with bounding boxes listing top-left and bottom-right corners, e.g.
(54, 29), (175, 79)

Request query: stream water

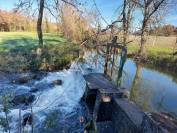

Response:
(0, 50), (176, 132)
(84, 50), (177, 117)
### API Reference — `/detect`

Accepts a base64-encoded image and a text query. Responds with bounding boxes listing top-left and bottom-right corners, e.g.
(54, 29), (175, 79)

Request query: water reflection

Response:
(129, 63), (153, 112)
(83, 50), (177, 117)
(112, 59), (177, 116)
(129, 63), (141, 101)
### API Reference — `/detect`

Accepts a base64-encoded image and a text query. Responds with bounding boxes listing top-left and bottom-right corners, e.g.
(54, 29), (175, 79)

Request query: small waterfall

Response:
(0, 50), (105, 133)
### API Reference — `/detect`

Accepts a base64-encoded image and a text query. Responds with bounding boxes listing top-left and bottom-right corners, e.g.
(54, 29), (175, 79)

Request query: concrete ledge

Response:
(112, 98), (144, 132)
(84, 73), (118, 92)
(114, 98), (143, 127)
(83, 73), (177, 133)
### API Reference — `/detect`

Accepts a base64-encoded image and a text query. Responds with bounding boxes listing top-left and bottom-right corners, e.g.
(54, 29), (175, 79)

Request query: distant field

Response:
(0, 32), (66, 51)
(0, 32), (176, 57)
(128, 35), (176, 57)
(127, 35), (177, 73)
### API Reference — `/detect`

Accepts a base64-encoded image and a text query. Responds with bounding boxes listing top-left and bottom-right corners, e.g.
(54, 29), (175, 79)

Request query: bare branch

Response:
(148, 0), (166, 19)
(60, 0), (81, 12)
(92, 0), (109, 25)
(131, 0), (144, 8)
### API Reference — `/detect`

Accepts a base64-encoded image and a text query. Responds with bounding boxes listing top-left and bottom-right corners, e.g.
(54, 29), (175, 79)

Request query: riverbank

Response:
(127, 42), (177, 74)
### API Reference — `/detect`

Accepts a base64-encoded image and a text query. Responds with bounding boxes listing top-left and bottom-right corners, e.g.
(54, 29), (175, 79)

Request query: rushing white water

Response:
(1, 50), (177, 132)
(0, 50), (106, 133)
(0, 55), (94, 132)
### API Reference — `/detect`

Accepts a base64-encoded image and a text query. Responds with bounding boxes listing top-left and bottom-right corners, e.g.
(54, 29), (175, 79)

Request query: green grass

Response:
(0, 32), (80, 72)
(128, 44), (175, 57)
(127, 44), (139, 53)
(127, 36), (177, 72)
(0, 32), (66, 52)
(127, 35), (176, 57)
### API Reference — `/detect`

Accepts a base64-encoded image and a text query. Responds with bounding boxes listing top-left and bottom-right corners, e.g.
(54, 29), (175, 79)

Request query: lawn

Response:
(0, 32), (79, 72)
(0, 32), (66, 51)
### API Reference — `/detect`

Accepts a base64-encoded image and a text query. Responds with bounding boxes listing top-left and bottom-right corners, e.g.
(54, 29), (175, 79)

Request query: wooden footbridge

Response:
(83, 73), (177, 133)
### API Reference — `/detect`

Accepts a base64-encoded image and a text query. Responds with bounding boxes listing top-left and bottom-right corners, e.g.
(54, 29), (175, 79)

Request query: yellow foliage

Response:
(60, 4), (89, 42)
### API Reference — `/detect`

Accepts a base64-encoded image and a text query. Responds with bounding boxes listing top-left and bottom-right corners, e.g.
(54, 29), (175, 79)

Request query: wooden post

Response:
(116, 46), (127, 86)
(104, 44), (110, 75)
(111, 47), (116, 76)
(104, 36), (118, 75)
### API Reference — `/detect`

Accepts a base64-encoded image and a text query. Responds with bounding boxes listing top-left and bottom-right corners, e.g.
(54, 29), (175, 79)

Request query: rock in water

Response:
(11, 90), (35, 105)
(18, 76), (31, 84)
(33, 71), (47, 80)
(22, 113), (33, 126)
(30, 87), (39, 93)
(30, 82), (53, 92)
(13, 73), (36, 84)
(52, 79), (62, 86)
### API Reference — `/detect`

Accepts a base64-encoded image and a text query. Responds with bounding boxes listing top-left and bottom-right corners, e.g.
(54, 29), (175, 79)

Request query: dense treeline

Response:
(0, 7), (90, 43)
(149, 24), (177, 36)
(0, 9), (56, 32)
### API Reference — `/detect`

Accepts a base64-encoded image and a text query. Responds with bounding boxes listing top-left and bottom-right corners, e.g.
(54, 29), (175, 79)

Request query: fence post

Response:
(104, 44), (110, 75)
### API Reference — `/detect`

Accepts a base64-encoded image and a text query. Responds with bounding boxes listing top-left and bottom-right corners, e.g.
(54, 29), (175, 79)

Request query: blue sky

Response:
(0, 0), (16, 11)
(90, 0), (122, 23)
(0, 0), (177, 26)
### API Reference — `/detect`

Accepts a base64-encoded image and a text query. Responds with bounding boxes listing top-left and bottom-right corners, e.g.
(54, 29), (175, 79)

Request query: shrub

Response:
(0, 43), (81, 72)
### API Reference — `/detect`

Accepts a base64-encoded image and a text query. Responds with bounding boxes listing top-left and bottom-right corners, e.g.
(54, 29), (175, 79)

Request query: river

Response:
(84, 50), (177, 117)
(0, 50), (176, 132)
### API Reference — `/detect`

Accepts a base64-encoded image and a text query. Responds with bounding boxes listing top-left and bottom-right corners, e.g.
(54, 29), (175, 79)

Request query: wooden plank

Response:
(84, 73), (119, 94)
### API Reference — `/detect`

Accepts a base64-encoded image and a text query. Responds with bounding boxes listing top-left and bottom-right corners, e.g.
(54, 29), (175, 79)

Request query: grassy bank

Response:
(0, 32), (66, 51)
(0, 32), (80, 72)
(127, 36), (177, 73)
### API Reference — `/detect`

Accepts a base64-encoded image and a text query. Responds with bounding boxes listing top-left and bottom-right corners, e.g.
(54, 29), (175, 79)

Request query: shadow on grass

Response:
(0, 37), (37, 52)
(0, 35), (66, 52)
(0, 35), (80, 72)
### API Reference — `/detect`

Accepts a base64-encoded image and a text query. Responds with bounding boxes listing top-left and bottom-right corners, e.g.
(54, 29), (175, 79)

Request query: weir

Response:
(83, 73), (177, 133)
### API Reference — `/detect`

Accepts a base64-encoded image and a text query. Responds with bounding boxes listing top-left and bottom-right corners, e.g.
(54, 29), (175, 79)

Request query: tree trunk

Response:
(139, 29), (146, 55)
(139, 5), (148, 56)
(122, 0), (127, 46)
(37, 0), (44, 47)
(104, 44), (110, 75)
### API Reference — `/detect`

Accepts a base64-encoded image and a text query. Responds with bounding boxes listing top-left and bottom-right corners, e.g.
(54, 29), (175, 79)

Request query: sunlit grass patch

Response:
(127, 39), (177, 72)
(0, 32), (80, 72)
(0, 32), (66, 51)
(127, 44), (139, 53)
(127, 42), (174, 57)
